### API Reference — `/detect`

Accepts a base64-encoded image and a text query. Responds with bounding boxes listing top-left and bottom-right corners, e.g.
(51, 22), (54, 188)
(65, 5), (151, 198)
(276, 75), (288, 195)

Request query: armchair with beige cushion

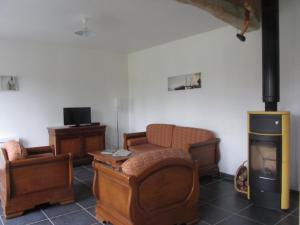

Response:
(0, 141), (75, 218)
(93, 148), (199, 225)
(123, 124), (220, 177)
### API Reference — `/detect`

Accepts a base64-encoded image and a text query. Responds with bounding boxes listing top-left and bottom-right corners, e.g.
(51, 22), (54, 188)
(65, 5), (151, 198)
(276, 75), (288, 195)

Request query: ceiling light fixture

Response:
(74, 17), (96, 38)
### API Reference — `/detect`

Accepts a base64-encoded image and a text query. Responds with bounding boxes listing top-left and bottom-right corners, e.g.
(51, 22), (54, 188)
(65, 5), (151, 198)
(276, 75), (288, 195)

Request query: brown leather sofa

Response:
(0, 141), (75, 218)
(93, 149), (199, 225)
(124, 124), (220, 177)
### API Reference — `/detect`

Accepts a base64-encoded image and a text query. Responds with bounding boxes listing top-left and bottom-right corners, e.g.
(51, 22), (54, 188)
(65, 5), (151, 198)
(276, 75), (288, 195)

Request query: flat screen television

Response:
(63, 107), (91, 126)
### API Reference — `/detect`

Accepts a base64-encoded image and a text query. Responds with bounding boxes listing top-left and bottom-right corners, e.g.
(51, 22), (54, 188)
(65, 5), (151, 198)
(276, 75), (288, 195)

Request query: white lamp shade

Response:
(114, 98), (120, 111)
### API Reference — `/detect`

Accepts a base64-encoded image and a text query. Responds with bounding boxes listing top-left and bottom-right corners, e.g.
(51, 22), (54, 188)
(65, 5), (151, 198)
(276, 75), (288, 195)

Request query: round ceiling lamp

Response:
(74, 17), (96, 38)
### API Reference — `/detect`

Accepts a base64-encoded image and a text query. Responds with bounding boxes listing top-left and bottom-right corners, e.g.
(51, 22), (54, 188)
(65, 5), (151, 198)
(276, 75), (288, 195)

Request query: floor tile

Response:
(217, 215), (263, 225)
(210, 193), (251, 213)
(76, 174), (94, 188)
(199, 186), (219, 202)
(74, 167), (93, 181)
(287, 199), (300, 214)
(42, 203), (82, 218)
(73, 180), (96, 208)
(77, 195), (96, 208)
(86, 207), (95, 217)
(238, 205), (287, 225)
(196, 221), (210, 225)
(198, 203), (232, 224)
(290, 191), (299, 203)
(205, 180), (235, 197)
(292, 209), (299, 217)
(198, 199), (208, 207)
(1, 210), (46, 225)
(199, 176), (223, 186)
(199, 181), (235, 202)
(82, 179), (93, 187)
(51, 210), (97, 225)
(277, 215), (299, 225)
(73, 180), (93, 199)
(30, 219), (53, 225)
(83, 165), (93, 171)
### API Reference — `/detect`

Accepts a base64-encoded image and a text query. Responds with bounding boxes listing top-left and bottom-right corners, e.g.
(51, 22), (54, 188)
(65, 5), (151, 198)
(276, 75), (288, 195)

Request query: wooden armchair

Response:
(93, 149), (199, 225)
(0, 144), (74, 218)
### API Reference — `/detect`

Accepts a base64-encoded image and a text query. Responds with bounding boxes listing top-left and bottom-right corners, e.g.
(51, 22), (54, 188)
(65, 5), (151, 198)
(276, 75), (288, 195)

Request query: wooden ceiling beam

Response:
(176, 0), (261, 32)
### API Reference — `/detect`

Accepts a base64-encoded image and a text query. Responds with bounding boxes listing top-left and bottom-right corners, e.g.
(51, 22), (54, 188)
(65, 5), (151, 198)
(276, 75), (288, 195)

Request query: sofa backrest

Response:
(171, 126), (215, 150)
(146, 124), (174, 147)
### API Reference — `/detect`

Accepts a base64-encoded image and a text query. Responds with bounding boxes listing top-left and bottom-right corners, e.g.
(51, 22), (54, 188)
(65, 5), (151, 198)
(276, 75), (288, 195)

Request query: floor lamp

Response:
(114, 98), (120, 149)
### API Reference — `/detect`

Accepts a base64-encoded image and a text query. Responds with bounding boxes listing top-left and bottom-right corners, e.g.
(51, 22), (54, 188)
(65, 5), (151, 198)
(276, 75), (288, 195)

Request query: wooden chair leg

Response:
(4, 211), (24, 219)
(59, 199), (75, 205)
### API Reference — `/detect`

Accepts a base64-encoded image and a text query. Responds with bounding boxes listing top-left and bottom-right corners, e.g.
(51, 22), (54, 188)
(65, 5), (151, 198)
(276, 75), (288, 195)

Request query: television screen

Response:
(63, 107), (91, 126)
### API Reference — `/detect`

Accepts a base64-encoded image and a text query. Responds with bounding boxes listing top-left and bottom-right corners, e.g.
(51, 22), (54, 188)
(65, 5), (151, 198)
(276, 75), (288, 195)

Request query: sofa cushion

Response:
(146, 124), (174, 148)
(128, 143), (167, 154)
(172, 126), (215, 151)
(3, 140), (28, 161)
(122, 148), (191, 177)
(127, 137), (148, 147)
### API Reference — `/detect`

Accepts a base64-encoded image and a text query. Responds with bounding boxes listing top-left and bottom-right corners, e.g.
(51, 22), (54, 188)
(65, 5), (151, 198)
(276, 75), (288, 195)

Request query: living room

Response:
(0, 0), (299, 225)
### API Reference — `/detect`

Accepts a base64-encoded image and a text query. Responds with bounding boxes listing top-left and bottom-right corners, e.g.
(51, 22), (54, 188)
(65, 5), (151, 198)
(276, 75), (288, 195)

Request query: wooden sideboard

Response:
(48, 125), (106, 165)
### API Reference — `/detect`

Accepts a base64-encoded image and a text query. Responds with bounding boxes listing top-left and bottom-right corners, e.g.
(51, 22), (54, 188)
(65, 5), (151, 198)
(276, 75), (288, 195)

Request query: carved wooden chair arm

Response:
(188, 138), (220, 149)
(10, 153), (71, 167)
(25, 146), (54, 155)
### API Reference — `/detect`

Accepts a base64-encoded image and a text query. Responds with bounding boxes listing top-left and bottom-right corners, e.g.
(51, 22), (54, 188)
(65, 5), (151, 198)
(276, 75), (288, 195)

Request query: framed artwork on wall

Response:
(0, 76), (19, 91)
(168, 72), (201, 91)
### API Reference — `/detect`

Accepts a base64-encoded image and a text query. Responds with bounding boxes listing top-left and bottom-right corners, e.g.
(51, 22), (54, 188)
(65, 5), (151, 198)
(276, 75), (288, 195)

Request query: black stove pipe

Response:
(262, 0), (280, 111)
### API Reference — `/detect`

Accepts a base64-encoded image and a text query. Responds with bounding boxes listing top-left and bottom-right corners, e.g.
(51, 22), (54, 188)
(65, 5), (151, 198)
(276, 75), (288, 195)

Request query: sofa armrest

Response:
(189, 138), (220, 149)
(123, 132), (146, 149)
(25, 146), (54, 155)
(0, 149), (10, 204)
(187, 138), (221, 173)
(127, 137), (148, 148)
(10, 153), (71, 168)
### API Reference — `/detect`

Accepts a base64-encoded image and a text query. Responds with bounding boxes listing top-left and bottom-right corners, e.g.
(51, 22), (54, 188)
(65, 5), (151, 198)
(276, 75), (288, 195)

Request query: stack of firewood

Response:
(234, 161), (248, 195)
(236, 169), (248, 192)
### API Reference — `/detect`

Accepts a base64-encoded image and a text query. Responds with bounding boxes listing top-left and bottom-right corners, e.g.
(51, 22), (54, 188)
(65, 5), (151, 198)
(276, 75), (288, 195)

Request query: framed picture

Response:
(168, 72), (201, 91)
(0, 76), (19, 91)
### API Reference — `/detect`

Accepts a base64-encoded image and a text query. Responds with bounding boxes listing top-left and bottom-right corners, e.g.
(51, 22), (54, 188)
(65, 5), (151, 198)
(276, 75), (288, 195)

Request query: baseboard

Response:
(220, 172), (234, 181)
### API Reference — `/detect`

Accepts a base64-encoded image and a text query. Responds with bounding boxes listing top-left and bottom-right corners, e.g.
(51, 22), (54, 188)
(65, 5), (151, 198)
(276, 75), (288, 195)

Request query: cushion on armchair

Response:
(121, 148), (191, 177)
(146, 124), (174, 148)
(3, 140), (28, 161)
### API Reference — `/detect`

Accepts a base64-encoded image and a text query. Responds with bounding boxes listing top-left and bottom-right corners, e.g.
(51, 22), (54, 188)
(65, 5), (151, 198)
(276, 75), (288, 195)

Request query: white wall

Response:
(128, 1), (300, 191)
(0, 40), (128, 148)
(280, 0), (300, 192)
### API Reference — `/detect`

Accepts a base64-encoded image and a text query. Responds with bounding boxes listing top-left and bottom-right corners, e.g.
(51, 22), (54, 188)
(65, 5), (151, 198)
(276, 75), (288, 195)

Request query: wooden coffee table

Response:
(88, 151), (131, 170)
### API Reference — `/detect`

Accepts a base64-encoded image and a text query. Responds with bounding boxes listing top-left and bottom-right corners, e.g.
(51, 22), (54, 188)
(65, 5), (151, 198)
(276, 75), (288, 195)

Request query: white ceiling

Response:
(0, 0), (225, 53)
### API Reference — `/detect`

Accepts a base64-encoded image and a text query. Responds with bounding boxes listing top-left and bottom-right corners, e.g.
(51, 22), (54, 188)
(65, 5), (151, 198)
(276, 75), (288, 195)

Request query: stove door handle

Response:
(259, 176), (276, 181)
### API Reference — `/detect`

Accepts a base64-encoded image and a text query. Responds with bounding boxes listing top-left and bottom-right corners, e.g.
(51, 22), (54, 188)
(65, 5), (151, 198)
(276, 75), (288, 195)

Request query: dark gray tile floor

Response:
(197, 177), (299, 225)
(0, 165), (298, 225)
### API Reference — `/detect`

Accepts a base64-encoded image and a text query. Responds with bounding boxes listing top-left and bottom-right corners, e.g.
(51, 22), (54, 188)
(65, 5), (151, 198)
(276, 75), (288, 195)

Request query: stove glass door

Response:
(249, 134), (281, 192)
